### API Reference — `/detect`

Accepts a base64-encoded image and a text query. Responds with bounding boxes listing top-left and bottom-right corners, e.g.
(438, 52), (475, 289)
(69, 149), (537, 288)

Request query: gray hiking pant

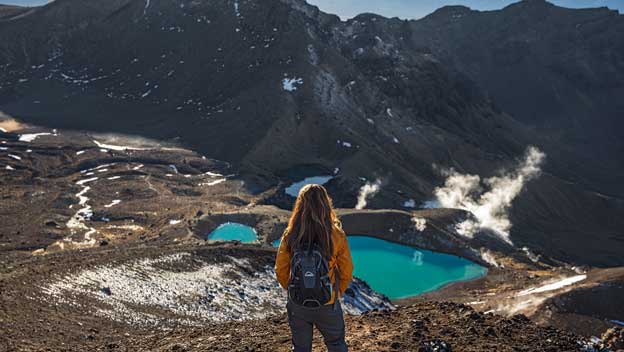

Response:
(286, 300), (348, 352)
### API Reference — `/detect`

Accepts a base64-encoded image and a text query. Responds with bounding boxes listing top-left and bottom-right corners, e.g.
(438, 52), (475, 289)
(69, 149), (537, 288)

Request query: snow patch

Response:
(517, 275), (587, 297)
(233, 0), (242, 17)
(106, 224), (144, 231)
(143, 0), (150, 15)
(81, 164), (112, 174)
(20, 133), (56, 142)
(104, 200), (121, 208)
(199, 178), (226, 187)
(337, 140), (352, 148)
(466, 300), (486, 305)
(76, 177), (98, 186)
(76, 186), (91, 206)
(65, 179), (98, 246)
(40, 253), (391, 327)
(93, 140), (150, 151)
(41, 254), (284, 326)
(285, 176), (333, 198)
(282, 77), (304, 92)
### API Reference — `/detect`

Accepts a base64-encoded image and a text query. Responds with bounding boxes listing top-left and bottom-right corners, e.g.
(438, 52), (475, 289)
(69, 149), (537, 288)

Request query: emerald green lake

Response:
(348, 236), (486, 299)
(207, 223), (258, 243)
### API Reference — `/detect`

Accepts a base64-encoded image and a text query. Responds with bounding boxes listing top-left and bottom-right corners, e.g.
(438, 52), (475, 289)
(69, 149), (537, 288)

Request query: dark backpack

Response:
(288, 245), (334, 308)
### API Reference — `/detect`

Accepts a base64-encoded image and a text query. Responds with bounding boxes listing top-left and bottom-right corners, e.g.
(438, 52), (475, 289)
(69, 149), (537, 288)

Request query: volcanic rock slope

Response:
(0, 0), (525, 183)
(409, 0), (624, 197)
(0, 0), (622, 265)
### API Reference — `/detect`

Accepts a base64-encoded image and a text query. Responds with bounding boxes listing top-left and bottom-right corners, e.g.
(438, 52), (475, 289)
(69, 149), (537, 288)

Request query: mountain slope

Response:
(408, 0), (624, 197)
(0, 0), (623, 266)
(0, 0), (528, 185)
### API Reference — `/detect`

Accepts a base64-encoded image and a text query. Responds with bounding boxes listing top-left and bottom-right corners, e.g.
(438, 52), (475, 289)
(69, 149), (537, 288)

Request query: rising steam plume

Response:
(433, 146), (546, 244)
(355, 179), (382, 210)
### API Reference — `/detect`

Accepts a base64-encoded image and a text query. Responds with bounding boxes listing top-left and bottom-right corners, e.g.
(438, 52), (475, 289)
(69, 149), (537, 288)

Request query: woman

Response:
(275, 184), (353, 352)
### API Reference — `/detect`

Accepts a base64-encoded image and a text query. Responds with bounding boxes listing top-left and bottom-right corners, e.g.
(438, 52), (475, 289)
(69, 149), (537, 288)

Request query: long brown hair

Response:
(285, 184), (339, 258)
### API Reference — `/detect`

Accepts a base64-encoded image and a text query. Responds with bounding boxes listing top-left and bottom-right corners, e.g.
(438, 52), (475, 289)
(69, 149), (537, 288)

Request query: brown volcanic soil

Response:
(0, 242), (583, 352)
(119, 303), (582, 352)
(0, 126), (245, 252)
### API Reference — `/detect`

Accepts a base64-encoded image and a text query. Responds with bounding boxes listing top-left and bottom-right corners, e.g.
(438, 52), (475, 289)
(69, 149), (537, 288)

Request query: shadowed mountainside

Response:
(409, 0), (624, 197)
(0, 0), (623, 266)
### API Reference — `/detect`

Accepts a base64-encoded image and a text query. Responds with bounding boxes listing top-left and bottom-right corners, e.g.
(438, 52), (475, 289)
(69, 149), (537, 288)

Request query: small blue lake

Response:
(207, 223), (258, 243)
(284, 176), (333, 197)
(269, 233), (486, 299)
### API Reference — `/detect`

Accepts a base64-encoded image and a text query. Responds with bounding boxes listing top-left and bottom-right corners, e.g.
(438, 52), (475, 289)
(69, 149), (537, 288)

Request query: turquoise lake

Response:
(348, 236), (486, 299)
(220, 226), (486, 299)
(207, 223), (258, 243)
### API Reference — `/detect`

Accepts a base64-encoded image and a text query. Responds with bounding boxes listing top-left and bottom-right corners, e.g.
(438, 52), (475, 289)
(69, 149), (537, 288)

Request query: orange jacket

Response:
(275, 225), (353, 305)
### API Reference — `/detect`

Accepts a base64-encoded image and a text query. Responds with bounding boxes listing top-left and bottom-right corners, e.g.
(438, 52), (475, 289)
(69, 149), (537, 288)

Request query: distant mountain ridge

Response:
(410, 0), (624, 197)
(0, 0), (623, 266)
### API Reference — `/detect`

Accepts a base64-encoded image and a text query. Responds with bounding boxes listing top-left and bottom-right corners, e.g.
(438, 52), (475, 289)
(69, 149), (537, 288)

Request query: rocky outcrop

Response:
(342, 278), (394, 315)
(601, 327), (624, 351)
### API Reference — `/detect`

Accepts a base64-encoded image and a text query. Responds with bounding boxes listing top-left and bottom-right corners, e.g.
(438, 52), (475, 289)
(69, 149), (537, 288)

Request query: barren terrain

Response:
(1, 123), (623, 351)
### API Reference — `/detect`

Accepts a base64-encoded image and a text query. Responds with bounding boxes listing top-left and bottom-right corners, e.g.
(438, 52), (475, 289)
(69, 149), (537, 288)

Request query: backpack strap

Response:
(333, 267), (340, 311)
